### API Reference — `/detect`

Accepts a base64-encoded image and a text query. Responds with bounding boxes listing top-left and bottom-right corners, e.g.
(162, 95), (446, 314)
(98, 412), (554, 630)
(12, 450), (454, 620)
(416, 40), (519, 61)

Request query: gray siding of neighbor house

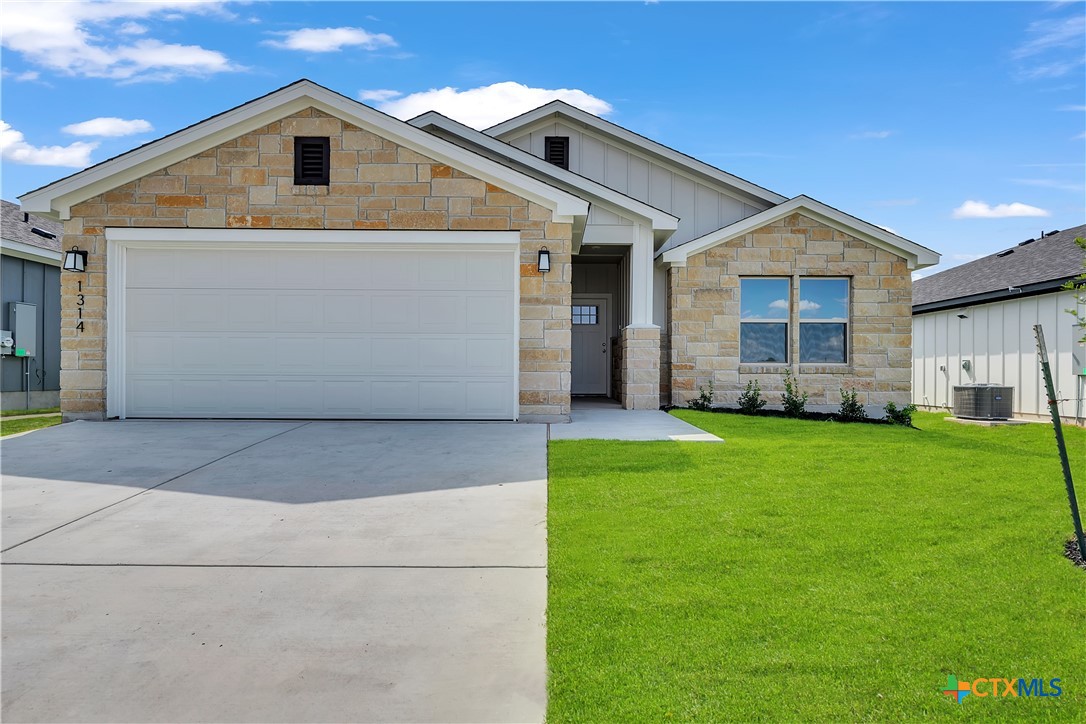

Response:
(1, 254), (62, 406)
(506, 122), (768, 251)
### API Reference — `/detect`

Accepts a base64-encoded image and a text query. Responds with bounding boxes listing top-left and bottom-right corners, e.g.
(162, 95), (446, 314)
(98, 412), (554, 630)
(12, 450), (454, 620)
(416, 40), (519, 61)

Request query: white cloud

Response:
(363, 81), (614, 129)
(952, 253), (985, 262)
(358, 89), (403, 103)
(1010, 177), (1085, 193)
(0, 1), (240, 82)
(769, 299), (789, 310)
(118, 21), (148, 35)
(797, 300), (822, 312)
(62, 117), (153, 137)
(952, 200), (1051, 219)
(0, 120), (97, 167)
(1013, 13), (1085, 80)
(1058, 104), (1086, 111)
(263, 27), (396, 53)
(850, 130), (893, 139)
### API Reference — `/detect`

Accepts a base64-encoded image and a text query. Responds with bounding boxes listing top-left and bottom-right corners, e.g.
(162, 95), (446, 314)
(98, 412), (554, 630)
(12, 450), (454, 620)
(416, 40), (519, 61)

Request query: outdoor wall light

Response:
(63, 246), (88, 273)
(537, 246), (551, 274)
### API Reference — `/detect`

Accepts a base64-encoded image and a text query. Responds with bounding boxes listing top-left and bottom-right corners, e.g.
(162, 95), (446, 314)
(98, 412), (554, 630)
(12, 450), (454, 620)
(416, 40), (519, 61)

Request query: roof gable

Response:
(409, 110), (679, 244)
(484, 100), (787, 208)
(19, 80), (588, 222)
(660, 195), (941, 270)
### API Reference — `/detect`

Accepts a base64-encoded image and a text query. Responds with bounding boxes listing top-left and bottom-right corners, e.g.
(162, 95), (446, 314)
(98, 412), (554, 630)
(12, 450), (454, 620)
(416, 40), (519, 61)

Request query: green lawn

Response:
(0, 406), (60, 417)
(0, 415), (62, 436)
(547, 412), (1085, 722)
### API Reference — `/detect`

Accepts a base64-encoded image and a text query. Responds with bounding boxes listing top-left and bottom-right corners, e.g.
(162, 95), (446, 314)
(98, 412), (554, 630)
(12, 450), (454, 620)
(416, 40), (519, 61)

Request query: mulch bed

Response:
(1065, 538), (1086, 570)
(667, 405), (899, 426)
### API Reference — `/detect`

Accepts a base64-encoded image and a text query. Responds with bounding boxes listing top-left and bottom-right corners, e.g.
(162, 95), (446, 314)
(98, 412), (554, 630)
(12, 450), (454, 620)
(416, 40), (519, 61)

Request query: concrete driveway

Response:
(1, 420), (547, 723)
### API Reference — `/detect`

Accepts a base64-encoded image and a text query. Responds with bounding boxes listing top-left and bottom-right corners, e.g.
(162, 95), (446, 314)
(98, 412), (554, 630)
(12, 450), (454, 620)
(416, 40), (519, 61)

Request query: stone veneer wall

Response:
(668, 213), (912, 408)
(59, 108), (573, 420)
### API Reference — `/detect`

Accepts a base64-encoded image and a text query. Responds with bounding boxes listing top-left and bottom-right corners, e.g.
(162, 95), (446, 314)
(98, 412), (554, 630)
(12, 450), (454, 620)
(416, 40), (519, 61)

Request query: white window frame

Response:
(739, 276), (791, 365)
(798, 277), (850, 364)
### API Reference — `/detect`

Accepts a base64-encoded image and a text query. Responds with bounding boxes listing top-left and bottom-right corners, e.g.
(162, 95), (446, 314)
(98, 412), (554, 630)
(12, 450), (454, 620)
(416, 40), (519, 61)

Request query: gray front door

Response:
(571, 295), (609, 395)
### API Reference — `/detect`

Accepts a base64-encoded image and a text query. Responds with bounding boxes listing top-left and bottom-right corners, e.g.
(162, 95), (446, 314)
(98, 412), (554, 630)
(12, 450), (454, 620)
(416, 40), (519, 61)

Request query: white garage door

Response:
(122, 244), (516, 419)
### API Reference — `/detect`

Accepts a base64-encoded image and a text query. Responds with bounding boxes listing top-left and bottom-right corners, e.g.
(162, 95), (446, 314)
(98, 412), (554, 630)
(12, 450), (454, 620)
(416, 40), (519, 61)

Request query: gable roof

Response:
(659, 195), (941, 270)
(913, 224), (1085, 312)
(409, 110), (679, 244)
(19, 79), (589, 224)
(483, 100), (788, 208)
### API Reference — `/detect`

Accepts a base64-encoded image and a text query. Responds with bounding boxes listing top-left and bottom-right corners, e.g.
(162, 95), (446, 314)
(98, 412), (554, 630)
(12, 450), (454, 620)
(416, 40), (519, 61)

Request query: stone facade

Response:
(59, 108), (573, 420)
(620, 326), (661, 409)
(667, 213), (912, 409)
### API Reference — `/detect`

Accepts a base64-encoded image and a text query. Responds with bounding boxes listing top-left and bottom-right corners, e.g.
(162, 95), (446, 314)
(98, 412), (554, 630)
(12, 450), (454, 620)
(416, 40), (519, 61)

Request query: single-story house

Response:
(912, 224), (1086, 423)
(1, 199), (62, 410)
(19, 79), (939, 422)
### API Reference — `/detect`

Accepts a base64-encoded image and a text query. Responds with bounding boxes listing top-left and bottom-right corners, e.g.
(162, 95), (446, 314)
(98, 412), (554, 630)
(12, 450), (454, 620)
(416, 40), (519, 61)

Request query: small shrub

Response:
(837, 388), (867, 422)
(737, 380), (767, 414)
(689, 381), (715, 411)
(781, 370), (808, 417)
(884, 401), (917, 426)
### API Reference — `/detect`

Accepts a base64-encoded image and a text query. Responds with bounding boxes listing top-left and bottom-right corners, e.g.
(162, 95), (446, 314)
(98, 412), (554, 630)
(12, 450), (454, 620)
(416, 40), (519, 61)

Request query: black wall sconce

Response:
(63, 246), (88, 273)
(537, 246), (551, 274)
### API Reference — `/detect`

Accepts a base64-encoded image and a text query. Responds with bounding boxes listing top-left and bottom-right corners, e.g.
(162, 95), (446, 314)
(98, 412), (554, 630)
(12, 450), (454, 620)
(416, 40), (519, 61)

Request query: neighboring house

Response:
(912, 225), (1086, 423)
(19, 80), (939, 422)
(0, 199), (62, 410)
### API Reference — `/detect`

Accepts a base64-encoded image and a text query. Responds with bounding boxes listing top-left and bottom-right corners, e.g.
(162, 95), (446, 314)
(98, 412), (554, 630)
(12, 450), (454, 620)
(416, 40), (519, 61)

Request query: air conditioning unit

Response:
(953, 385), (1014, 420)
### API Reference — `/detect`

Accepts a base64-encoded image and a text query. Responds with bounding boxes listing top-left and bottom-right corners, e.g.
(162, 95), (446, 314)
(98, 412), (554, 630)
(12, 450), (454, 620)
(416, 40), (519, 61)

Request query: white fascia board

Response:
(411, 111), (679, 233)
(0, 238), (63, 265)
(484, 101), (788, 207)
(104, 228), (522, 246)
(660, 195), (942, 270)
(21, 81), (589, 223)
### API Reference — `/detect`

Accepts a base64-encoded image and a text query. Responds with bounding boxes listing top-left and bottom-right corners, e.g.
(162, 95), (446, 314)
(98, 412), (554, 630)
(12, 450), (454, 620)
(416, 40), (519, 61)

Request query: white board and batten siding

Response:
(507, 122), (767, 252)
(912, 290), (1086, 422)
(118, 244), (517, 420)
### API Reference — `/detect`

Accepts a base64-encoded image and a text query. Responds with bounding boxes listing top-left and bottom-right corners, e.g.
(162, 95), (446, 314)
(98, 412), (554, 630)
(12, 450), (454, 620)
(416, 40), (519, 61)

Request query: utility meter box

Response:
(10, 303), (37, 358)
(0, 330), (13, 355)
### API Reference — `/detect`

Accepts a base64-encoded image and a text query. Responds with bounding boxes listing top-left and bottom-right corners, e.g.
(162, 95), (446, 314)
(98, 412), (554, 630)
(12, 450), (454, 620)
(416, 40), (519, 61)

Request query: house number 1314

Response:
(75, 280), (84, 333)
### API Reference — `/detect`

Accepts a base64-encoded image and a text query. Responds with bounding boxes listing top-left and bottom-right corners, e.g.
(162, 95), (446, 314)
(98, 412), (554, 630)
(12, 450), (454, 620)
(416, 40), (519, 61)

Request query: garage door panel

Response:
(124, 245), (516, 419)
(371, 295), (420, 330)
(465, 381), (513, 415)
(127, 290), (176, 330)
(467, 253), (513, 290)
(323, 380), (370, 413)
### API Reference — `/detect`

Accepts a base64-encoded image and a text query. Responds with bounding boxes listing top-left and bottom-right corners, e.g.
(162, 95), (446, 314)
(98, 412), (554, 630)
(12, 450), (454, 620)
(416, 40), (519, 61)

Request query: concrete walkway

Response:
(1, 420), (547, 723)
(550, 398), (723, 442)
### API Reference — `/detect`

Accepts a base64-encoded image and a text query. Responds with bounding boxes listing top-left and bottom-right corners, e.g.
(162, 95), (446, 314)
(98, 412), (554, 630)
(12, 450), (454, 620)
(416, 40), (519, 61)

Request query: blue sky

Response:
(2, 1), (1083, 277)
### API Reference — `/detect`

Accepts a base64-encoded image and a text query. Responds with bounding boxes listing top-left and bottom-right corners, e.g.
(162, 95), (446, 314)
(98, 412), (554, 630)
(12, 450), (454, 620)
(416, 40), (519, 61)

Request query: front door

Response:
(571, 295), (609, 395)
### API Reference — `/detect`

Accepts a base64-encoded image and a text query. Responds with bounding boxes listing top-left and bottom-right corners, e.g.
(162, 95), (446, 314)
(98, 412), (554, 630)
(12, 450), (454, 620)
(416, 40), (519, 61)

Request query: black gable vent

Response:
(545, 136), (570, 169)
(294, 136), (330, 185)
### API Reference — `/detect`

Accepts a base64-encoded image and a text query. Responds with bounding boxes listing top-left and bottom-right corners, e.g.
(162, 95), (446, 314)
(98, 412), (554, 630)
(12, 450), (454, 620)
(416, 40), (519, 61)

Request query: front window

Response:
(740, 278), (789, 363)
(798, 278), (848, 363)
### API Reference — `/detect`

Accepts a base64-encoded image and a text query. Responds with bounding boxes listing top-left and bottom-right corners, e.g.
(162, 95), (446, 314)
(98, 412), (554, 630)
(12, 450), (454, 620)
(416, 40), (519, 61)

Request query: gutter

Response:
(912, 276), (1077, 315)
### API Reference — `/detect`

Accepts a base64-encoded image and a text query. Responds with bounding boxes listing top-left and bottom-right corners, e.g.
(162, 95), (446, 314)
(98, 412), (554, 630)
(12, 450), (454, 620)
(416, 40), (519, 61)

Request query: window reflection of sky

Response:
(800, 323), (846, 363)
(740, 278), (789, 319)
(798, 279), (848, 320)
(741, 323), (787, 363)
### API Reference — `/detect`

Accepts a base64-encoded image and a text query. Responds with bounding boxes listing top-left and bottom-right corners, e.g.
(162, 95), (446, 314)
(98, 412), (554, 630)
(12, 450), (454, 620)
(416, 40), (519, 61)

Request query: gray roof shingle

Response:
(1, 199), (63, 253)
(913, 224), (1085, 309)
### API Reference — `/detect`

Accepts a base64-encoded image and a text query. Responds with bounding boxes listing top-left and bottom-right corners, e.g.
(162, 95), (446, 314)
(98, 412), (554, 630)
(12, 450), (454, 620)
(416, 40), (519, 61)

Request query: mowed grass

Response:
(547, 412), (1085, 722)
(0, 415), (61, 436)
